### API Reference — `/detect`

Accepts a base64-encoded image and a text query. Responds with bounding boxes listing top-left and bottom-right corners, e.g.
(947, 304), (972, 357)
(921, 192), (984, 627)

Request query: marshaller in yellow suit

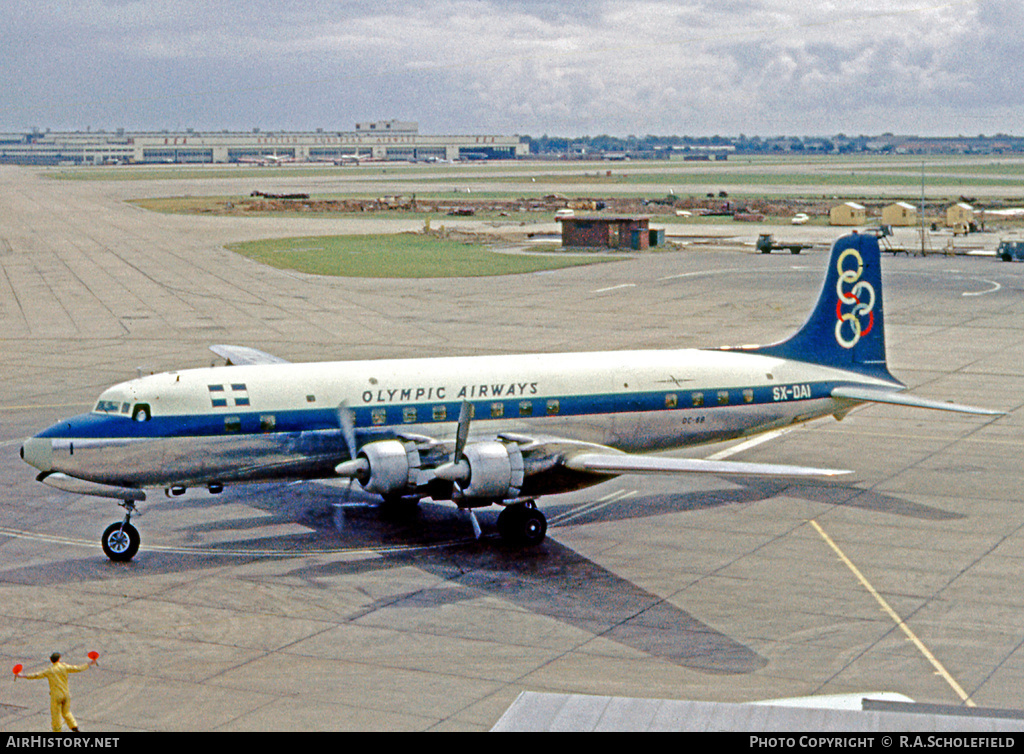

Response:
(22, 654), (93, 732)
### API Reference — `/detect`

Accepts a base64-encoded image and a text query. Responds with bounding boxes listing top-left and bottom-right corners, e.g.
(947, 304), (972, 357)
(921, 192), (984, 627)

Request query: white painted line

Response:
(658, 267), (744, 282)
(962, 280), (1001, 296)
(704, 428), (794, 461)
(593, 283), (636, 293)
(0, 525), (473, 558)
(551, 489), (637, 526)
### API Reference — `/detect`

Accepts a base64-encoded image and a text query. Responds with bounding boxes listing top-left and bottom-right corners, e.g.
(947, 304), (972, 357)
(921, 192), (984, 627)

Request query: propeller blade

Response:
(336, 402), (358, 461)
(463, 508), (482, 539)
(454, 401), (472, 460)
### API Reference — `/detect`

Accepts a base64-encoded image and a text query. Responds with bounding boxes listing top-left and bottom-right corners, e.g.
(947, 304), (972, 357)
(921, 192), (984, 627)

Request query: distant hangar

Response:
(0, 120), (528, 166)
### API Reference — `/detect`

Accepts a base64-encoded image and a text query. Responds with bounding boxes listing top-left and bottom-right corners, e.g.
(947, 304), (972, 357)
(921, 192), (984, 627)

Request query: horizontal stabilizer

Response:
(209, 344), (290, 366)
(831, 386), (1004, 416)
(564, 453), (850, 478)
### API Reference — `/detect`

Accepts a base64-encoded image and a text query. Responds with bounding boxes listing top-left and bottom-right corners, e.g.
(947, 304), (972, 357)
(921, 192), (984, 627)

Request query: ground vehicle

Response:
(997, 240), (1024, 261)
(756, 234), (811, 254)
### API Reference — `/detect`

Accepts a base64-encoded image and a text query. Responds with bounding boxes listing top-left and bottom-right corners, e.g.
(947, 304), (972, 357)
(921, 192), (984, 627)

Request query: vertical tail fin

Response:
(753, 233), (898, 382)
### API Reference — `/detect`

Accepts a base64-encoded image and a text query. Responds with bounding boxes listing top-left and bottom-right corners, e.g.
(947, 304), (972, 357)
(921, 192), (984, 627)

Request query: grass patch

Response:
(225, 233), (614, 278)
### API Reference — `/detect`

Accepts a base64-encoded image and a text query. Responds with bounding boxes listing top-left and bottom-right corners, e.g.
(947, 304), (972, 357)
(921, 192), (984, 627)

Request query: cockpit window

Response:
(94, 400), (121, 414)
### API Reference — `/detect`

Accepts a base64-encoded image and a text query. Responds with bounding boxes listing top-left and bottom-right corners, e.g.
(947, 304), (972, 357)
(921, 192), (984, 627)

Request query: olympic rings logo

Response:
(834, 248), (875, 349)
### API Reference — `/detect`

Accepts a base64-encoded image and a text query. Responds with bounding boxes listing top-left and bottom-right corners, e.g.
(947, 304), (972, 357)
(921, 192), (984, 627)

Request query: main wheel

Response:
(497, 505), (547, 547)
(102, 522), (140, 562)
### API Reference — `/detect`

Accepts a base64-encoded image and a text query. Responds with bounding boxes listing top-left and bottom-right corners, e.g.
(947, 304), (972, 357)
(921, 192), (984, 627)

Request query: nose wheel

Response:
(102, 502), (140, 562)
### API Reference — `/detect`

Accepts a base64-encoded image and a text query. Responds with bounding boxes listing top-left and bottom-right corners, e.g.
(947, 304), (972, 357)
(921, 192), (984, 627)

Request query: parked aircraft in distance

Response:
(332, 153), (385, 165)
(20, 234), (1002, 561)
(236, 151), (295, 166)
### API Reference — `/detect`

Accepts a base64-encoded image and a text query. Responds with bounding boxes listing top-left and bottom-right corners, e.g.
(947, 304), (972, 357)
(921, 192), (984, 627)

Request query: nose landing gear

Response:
(102, 501), (140, 562)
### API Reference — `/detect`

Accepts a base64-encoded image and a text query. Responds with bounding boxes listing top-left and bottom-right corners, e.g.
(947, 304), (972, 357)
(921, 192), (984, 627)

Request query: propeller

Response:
(433, 401), (473, 486)
(432, 402), (482, 539)
(331, 402), (369, 511)
(333, 402), (369, 483)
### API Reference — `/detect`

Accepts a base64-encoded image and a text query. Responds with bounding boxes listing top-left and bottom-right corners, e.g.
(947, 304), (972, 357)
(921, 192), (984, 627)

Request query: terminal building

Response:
(0, 121), (528, 165)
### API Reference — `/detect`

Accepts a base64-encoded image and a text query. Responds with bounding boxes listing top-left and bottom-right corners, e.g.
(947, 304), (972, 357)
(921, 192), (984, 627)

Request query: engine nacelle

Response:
(457, 441), (525, 501)
(356, 440), (421, 496)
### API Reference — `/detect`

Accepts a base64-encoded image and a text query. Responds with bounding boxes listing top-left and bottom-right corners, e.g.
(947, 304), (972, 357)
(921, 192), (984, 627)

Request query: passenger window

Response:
(260, 415), (276, 432)
(743, 389), (754, 404)
(717, 391), (729, 405)
(490, 402), (504, 418)
(691, 392), (704, 407)
(224, 416), (241, 433)
(519, 401), (533, 417)
(433, 405), (446, 421)
(371, 408), (387, 426)
(665, 393), (678, 409)
(546, 399), (559, 415)
(403, 407), (417, 423)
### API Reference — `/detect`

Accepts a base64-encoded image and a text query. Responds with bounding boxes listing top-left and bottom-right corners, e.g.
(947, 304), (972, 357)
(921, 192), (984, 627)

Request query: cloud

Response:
(1, 0), (1018, 136)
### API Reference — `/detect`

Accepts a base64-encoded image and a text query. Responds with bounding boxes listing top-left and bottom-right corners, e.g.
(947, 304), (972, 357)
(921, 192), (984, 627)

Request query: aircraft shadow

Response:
(271, 536), (769, 676)
(1, 476), (960, 677)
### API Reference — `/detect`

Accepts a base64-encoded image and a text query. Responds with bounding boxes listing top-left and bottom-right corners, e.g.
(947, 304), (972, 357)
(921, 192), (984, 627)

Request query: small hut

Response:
(881, 201), (918, 227)
(946, 203), (974, 231)
(829, 202), (867, 226)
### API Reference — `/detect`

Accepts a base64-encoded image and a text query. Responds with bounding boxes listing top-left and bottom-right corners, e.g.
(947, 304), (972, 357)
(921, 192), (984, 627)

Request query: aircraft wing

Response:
(209, 344), (291, 366)
(831, 386), (1004, 416)
(562, 451), (850, 478)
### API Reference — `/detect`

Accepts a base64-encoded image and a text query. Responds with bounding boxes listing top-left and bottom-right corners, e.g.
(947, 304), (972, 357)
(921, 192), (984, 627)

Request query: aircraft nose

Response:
(20, 437), (52, 473)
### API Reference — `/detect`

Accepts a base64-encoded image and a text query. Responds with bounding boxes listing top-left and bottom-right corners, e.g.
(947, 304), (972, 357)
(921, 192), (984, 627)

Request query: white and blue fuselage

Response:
(20, 233), (1001, 558)
(23, 348), (892, 491)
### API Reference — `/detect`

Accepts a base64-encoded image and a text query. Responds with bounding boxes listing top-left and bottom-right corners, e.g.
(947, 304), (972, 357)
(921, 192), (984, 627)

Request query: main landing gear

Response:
(102, 501), (140, 562)
(496, 500), (547, 546)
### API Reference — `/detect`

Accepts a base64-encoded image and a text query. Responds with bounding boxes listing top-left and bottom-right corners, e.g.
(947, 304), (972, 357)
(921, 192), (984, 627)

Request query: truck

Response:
(756, 233), (812, 254)
(997, 240), (1024, 261)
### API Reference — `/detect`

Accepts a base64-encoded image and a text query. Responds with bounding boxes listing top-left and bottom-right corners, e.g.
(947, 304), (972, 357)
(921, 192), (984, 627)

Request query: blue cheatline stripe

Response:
(37, 381), (849, 441)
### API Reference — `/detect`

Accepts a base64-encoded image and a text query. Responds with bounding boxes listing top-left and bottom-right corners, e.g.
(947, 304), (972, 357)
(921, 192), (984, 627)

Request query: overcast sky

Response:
(3, 0), (1020, 137)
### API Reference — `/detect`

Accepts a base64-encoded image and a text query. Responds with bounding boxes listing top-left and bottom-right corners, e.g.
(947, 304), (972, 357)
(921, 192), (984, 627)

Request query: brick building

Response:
(559, 216), (654, 250)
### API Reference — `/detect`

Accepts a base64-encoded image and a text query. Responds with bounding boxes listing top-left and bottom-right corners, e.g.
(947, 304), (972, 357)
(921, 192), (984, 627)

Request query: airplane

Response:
(333, 153), (385, 165)
(19, 233), (1002, 562)
(236, 151), (295, 166)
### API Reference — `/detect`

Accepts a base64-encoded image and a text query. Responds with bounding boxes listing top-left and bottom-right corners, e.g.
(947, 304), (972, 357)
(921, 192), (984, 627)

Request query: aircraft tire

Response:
(102, 522), (140, 562)
(497, 505), (547, 547)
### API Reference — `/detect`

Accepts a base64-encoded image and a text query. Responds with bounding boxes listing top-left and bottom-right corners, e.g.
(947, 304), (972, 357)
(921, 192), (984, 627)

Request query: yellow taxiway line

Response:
(810, 519), (976, 707)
